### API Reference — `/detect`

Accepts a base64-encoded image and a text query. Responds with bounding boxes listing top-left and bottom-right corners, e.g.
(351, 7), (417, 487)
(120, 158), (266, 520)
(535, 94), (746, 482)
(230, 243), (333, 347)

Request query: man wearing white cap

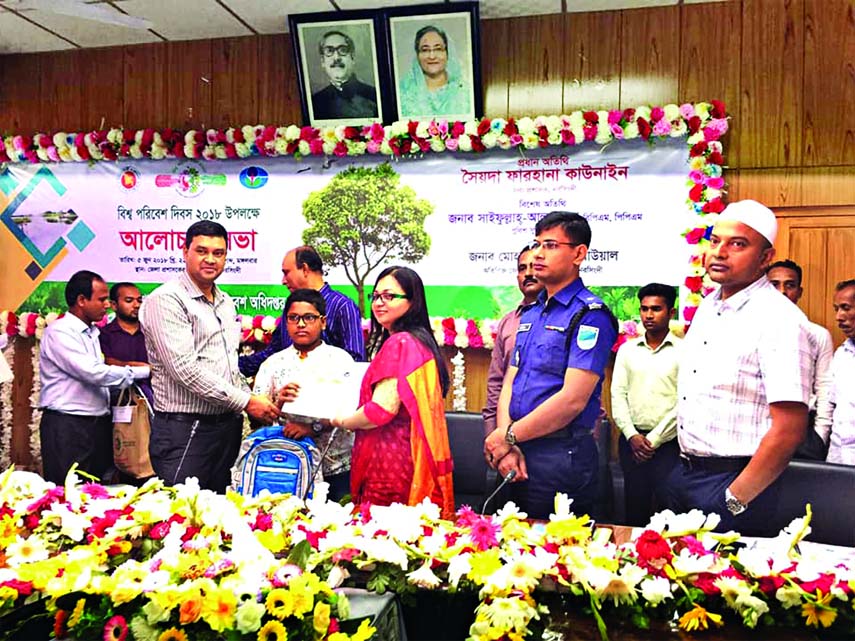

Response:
(674, 199), (812, 535)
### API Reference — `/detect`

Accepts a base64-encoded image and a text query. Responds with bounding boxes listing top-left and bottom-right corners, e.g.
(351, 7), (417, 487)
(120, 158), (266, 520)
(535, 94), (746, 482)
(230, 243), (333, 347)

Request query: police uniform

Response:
(508, 278), (617, 519)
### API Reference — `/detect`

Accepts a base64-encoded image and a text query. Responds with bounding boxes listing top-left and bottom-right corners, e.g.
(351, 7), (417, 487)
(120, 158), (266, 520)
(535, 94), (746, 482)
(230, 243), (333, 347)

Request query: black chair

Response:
(773, 459), (855, 547)
(445, 411), (496, 512)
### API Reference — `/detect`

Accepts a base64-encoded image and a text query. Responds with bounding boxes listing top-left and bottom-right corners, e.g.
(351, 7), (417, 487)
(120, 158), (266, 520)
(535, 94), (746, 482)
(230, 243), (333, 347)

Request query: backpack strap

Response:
(563, 301), (619, 352)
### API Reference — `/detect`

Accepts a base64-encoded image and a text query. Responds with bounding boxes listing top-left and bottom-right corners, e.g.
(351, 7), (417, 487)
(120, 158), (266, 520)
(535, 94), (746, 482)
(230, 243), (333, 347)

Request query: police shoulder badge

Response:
(576, 324), (599, 350)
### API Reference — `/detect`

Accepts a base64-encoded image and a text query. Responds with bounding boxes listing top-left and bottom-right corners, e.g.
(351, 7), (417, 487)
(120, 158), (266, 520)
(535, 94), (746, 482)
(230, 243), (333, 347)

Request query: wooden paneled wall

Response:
(0, 1), (852, 204)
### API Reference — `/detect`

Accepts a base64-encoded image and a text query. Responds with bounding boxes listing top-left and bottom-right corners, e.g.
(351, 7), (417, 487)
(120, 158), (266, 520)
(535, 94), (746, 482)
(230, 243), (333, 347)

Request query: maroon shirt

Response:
(99, 319), (153, 406)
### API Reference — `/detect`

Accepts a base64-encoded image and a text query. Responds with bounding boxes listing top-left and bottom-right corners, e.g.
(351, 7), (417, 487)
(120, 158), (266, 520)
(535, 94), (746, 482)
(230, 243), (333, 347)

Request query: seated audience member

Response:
(766, 260), (833, 459)
(100, 282), (154, 408)
(39, 271), (150, 484)
(331, 266), (455, 518)
(611, 283), (681, 526)
(253, 289), (356, 501)
(828, 279), (855, 465)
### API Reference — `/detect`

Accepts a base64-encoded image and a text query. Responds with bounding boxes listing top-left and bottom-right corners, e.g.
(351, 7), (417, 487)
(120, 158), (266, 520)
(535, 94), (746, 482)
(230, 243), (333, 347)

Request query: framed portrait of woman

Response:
(289, 11), (388, 127)
(384, 2), (482, 123)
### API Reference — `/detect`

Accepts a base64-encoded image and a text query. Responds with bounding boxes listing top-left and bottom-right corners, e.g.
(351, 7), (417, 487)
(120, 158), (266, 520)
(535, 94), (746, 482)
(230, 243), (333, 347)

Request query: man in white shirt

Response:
(39, 270), (150, 484)
(253, 288), (356, 500)
(766, 259), (834, 459)
(611, 283), (680, 526)
(675, 200), (812, 535)
(828, 279), (855, 465)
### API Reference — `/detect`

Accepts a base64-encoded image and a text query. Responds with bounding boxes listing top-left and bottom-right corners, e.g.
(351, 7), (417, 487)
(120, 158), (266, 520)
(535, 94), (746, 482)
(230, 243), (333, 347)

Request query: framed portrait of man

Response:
(385, 2), (482, 123)
(289, 11), (387, 127)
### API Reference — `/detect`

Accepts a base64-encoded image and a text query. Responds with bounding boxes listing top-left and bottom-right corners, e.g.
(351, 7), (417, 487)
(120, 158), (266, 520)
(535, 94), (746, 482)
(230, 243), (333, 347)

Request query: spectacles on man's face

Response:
(530, 239), (581, 251)
(418, 46), (447, 55)
(371, 292), (408, 304)
(322, 45), (352, 57)
(286, 313), (322, 325)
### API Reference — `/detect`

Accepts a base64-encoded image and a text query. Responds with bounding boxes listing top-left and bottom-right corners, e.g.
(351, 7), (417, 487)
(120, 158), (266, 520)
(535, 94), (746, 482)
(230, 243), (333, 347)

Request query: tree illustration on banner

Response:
(302, 162), (432, 316)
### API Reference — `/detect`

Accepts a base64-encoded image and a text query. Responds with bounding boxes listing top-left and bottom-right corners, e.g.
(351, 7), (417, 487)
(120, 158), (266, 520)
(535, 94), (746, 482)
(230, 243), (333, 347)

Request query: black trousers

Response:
(149, 412), (242, 493)
(39, 409), (113, 484)
(618, 437), (680, 526)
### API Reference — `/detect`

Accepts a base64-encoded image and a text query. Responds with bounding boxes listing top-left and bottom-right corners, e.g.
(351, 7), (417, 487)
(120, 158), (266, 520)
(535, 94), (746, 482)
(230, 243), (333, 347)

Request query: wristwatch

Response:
(311, 421), (324, 435)
(724, 488), (747, 516)
(505, 421), (517, 446)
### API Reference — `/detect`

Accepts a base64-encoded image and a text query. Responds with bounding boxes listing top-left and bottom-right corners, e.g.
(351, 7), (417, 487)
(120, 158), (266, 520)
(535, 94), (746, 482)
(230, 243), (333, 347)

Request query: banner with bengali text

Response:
(0, 138), (692, 320)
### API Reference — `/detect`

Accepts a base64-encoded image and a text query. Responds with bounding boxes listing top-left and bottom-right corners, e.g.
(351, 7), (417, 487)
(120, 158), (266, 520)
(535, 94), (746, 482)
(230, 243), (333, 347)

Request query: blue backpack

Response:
(231, 426), (319, 499)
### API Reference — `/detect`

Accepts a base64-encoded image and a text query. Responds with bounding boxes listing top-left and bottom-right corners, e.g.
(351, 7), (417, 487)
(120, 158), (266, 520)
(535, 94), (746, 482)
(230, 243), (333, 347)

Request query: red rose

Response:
(451, 121), (466, 137)
(622, 108), (636, 122)
(689, 183), (705, 202)
(757, 575), (785, 594)
(634, 530), (673, 564)
(711, 100), (726, 119)
(702, 197), (725, 214)
(477, 118), (491, 137)
(407, 121), (419, 137)
(148, 521), (171, 540)
(561, 129), (575, 145)
(503, 118), (517, 136)
(692, 572), (721, 595)
(101, 145), (117, 161)
(650, 106), (664, 122)
(690, 141), (708, 157)
(172, 141), (185, 158)
(119, 143), (130, 156)
(400, 139), (412, 154)
(122, 129), (135, 144)
(161, 128), (175, 143)
(308, 138), (324, 155)
(583, 110), (599, 124)
(343, 126), (360, 140)
(333, 141), (347, 157)
(76, 144), (90, 160)
(471, 135), (486, 152)
(687, 115), (702, 134)
(286, 141), (299, 155)
(224, 143), (237, 158)
(707, 150), (724, 166)
(637, 117), (651, 140)
(684, 276), (704, 292)
(299, 126), (317, 142)
(583, 124), (597, 141)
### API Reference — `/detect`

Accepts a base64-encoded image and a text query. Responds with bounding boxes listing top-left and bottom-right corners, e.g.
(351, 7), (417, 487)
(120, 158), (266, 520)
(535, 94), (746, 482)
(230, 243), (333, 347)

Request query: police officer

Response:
(484, 211), (617, 519)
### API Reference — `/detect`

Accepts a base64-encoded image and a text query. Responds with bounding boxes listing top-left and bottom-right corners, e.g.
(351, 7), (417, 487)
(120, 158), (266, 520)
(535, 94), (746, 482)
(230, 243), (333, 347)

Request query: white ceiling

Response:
(0, 0), (727, 54)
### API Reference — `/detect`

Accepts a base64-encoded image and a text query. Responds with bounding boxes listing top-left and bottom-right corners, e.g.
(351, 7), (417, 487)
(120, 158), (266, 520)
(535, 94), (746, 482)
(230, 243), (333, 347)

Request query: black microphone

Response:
(481, 470), (517, 515)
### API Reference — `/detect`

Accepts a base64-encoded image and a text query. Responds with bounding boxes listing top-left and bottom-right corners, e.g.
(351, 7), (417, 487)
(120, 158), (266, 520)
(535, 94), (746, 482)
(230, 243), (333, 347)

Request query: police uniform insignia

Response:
(518, 323), (532, 332)
(576, 324), (599, 350)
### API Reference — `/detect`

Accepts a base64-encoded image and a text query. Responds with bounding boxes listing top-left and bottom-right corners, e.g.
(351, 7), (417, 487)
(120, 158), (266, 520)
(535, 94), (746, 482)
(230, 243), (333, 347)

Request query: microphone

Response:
(481, 470), (517, 515)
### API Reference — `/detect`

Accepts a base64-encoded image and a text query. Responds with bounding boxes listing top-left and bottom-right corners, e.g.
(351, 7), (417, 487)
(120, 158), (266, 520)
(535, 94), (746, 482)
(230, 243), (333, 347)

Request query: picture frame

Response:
(384, 2), (482, 123)
(289, 11), (388, 128)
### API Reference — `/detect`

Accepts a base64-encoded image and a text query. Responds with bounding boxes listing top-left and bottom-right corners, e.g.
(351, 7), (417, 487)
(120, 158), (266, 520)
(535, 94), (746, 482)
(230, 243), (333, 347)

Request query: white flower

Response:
(669, 119), (688, 137)
(734, 592), (769, 627)
(495, 501), (528, 523)
(359, 537), (409, 570)
(695, 102), (711, 120)
(327, 564), (350, 588)
(481, 131), (498, 148)
(776, 585), (803, 609)
(714, 575), (750, 606)
(457, 135), (472, 152)
(550, 492), (574, 520)
(408, 560), (441, 588)
(430, 138), (445, 152)
(142, 599), (171, 625)
(663, 103), (681, 121)
(671, 547), (721, 575)
(298, 140), (311, 156)
(5, 535), (49, 565)
(639, 576), (673, 605)
(235, 600), (266, 634)
(415, 120), (430, 138)
(595, 123), (612, 144)
(516, 117), (536, 135)
(447, 553), (471, 588)
(129, 615), (160, 641)
(647, 508), (719, 537)
(635, 105), (652, 120)
(390, 120), (409, 137)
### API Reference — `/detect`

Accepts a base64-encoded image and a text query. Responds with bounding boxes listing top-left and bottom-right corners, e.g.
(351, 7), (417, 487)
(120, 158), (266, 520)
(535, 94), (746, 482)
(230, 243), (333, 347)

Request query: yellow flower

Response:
(351, 618), (376, 641)
(157, 628), (188, 641)
(678, 605), (723, 632)
(257, 619), (288, 641)
(802, 592), (837, 628)
(544, 514), (592, 543)
(0, 515), (17, 548)
(67, 598), (86, 628)
(266, 588), (294, 620)
(256, 529), (287, 553)
(313, 601), (331, 636)
(468, 549), (503, 585)
(0, 586), (19, 604)
(291, 586), (314, 617)
(201, 587), (238, 633)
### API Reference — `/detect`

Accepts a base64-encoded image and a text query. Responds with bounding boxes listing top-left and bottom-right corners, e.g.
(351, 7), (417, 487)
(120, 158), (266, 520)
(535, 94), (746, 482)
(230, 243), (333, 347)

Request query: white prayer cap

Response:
(716, 199), (777, 245)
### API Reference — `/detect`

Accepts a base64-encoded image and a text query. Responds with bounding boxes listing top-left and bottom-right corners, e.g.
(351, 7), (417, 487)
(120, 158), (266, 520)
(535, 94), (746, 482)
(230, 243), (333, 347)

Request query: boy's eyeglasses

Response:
(286, 313), (322, 324)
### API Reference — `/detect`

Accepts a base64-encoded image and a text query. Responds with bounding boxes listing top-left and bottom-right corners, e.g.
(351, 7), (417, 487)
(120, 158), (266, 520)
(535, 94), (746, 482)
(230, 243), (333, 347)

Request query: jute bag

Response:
(112, 385), (155, 478)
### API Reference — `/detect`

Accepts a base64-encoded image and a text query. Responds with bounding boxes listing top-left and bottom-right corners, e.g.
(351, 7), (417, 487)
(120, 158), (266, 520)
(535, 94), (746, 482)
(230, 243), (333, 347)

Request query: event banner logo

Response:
(155, 160), (226, 198)
(239, 166), (269, 189)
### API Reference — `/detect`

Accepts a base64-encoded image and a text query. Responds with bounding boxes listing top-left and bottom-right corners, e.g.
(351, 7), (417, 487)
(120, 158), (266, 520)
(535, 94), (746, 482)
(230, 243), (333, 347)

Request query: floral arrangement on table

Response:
(1, 468), (853, 641)
(0, 101), (728, 327)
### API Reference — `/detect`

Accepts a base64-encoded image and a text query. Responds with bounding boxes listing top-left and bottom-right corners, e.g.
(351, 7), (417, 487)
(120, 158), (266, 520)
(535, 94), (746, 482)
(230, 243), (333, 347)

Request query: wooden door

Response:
(774, 206), (855, 347)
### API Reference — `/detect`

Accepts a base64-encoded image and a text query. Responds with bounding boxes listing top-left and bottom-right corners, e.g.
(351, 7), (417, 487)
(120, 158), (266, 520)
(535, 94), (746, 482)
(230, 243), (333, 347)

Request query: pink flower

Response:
(103, 615), (128, 641)
(689, 170), (705, 184)
(455, 505), (479, 528)
(683, 306), (698, 322)
(653, 119), (671, 136)
(560, 129), (575, 145)
(679, 103), (695, 119)
(468, 516), (500, 551)
(308, 139), (324, 155)
(650, 107), (665, 122)
(445, 137), (459, 151)
(509, 133), (523, 146)
(366, 140), (381, 154)
(583, 124), (597, 141)
(704, 176), (725, 190)
(609, 123), (624, 139)
(703, 118), (728, 141)
(607, 110), (623, 125)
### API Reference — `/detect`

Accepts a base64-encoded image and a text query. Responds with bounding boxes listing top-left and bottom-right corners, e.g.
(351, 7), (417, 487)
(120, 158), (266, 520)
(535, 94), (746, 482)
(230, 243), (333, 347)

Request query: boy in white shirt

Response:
(253, 288), (356, 500)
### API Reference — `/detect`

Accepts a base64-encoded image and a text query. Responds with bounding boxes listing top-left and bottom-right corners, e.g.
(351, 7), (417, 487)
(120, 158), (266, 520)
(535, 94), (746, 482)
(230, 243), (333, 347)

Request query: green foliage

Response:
(286, 539), (312, 570)
(17, 282), (66, 314)
(302, 163), (433, 316)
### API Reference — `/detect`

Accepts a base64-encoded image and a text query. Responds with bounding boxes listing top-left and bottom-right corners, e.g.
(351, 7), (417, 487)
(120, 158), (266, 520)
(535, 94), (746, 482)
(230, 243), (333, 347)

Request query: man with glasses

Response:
(312, 30), (378, 121)
(239, 245), (364, 377)
(253, 288), (356, 501)
(484, 211), (618, 520)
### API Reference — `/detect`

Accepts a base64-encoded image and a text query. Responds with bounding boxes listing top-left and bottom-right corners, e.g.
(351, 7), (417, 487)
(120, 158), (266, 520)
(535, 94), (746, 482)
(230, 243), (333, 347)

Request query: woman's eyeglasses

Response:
(286, 313), (322, 324)
(371, 292), (408, 303)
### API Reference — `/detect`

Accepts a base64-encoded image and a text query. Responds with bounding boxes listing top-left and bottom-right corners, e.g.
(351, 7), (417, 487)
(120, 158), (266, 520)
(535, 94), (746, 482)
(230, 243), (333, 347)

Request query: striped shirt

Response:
(239, 283), (365, 376)
(140, 270), (250, 414)
(677, 277), (812, 457)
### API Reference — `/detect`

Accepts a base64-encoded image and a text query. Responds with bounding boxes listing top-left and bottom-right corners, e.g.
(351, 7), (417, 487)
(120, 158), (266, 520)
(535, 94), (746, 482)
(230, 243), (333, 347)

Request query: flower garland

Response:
(28, 342), (42, 470)
(450, 350), (467, 412)
(1, 101), (727, 328)
(0, 339), (14, 471)
(0, 469), (852, 641)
